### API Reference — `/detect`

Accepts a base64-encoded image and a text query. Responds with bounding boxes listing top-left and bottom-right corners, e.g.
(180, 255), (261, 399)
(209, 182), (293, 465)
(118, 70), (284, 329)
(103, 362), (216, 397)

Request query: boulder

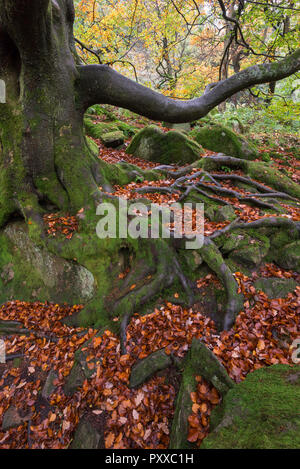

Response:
(84, 118), (137, 141)
(0, 222), (95, 305)
(188, 339), (234, 396)
(84, 118), (120, 139)
(254, 277), (297, 299)
(129, 349), (172, 388)
(42, 370), (58, 400)
(274, 240), (300, 273)
(190, 124), (258, 160)
(64, 331), (104, 396)
(126, 125), (204, 164)
(100, 130), (124, 148)
(2, 406), (31, 431)
(205, 205), (237, 223)
(169, 339), (234, 449)
(70, 412), (107, 449)
(64, 362), (87, 396)
(228, 235), (270, 270)
(201, 365), (300, 449)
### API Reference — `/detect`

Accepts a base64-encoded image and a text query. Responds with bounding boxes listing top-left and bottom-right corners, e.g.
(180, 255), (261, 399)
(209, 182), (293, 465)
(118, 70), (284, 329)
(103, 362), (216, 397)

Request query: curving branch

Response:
(78, 48), (300, 122)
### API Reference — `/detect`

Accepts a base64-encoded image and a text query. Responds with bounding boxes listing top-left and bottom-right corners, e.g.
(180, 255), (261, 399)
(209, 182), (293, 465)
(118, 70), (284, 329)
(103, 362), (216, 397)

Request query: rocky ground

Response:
(0, 110), (299, 449)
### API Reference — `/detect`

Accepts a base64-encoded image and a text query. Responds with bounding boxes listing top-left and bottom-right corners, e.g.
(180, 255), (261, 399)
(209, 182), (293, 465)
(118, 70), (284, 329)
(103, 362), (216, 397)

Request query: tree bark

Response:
(0, 0), (106, 229)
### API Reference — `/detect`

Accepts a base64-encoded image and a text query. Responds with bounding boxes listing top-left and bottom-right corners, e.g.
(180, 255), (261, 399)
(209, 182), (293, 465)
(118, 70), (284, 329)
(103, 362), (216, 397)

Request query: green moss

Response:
(86, 105), (117, 121)
(130, 349), (172, 388)
(0, 223), (95, 305)
(0, 103), (25, 226)
(169, 347), (198, 449)
(116, 121), (138, 138)
(190, 124), (258, 160)
(127, 125), (204, 165)
(84, 118), (120, 139)
(86, 137), (99, 157)
(226, 230), (270, 270)
(170, 339), (234, 449)
(100, 130), (124, 147)
(254, 277), (297, 298)
(84, 117), (137, 141)
(194, 155), (300, 200)
(201, 365), (300, 449)
(34, 173), (69, 211)
(273, 240), (300, 272)
(247, 161), (300, 199)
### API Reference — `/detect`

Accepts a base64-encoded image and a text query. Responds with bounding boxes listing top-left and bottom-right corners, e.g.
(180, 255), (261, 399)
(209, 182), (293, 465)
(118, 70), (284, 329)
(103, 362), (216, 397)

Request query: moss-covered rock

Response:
(100, 130), (124, 148)
(116, 121), (139, 138)
(2, 406), (31, 431)
(206, 205), (237, 223)
(84, 117), (138, 141)
(41, 370), (58, 400)
(254, 277), (297, 299)
(64, 362), (86, 396)
(247, 161), (300, 199)
(0, 222), (95, 305)
(273, 240), (300, 272)
(169, 354), (197, 450)
(169, 123), (192, 133)
(201, 365), (300, 449)
(70, 412), (106, 449)
(190, 124), (258, 160)
(195, 156), (300, 199)
(64, 331), (105, 395)
(129, 349), (173, 388)
(170, 339), (234, 449)
(189, 339), (234, 396)
(227, 233), (270, 270)
(84, 118), (120, 139)
(126, 125), (204, 164)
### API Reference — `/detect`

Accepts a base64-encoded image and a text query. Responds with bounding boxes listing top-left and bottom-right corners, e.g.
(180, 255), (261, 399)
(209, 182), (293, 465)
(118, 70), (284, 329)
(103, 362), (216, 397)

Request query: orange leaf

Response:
(187, 428), (199, 443)
(93, 336), (102, 348)
(105, 432), (115, 448)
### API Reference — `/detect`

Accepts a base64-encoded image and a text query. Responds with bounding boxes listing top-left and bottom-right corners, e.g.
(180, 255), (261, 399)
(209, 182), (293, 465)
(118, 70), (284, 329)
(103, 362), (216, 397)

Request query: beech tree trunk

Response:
(0, 0), (106, 230)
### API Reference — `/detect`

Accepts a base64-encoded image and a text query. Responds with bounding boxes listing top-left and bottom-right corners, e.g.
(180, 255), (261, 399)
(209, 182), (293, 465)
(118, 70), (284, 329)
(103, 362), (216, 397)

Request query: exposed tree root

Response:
(199, 155), (300, 199)
(211, 216), (300, 241)
(200, 239), (244, 330)
(119, 243), (195, 355)
(193, 181), (279, 211)
(133, 186), (180, 196)
(169, 338), (234, 449)
(211, 173), (298, 200)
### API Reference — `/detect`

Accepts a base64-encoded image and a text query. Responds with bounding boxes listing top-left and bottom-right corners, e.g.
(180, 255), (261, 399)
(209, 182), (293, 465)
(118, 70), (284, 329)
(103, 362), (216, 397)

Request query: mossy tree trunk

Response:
(0, 0), (109, 230)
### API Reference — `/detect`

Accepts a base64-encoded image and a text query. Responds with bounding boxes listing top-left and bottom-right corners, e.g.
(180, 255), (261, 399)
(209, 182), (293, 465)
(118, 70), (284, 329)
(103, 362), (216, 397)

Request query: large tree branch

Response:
(78, 48), (300, 122)
(0, 0), (51, 59)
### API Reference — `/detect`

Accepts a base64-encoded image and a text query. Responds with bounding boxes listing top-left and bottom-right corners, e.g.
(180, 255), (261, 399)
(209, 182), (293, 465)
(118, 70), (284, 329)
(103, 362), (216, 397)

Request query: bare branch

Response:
(77, 48), (300, 122)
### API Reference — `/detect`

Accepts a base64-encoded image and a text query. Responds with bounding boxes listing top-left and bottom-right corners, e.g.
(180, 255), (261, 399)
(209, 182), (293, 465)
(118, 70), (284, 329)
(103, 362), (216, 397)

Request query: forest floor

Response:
(0, 115), (299, 449)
